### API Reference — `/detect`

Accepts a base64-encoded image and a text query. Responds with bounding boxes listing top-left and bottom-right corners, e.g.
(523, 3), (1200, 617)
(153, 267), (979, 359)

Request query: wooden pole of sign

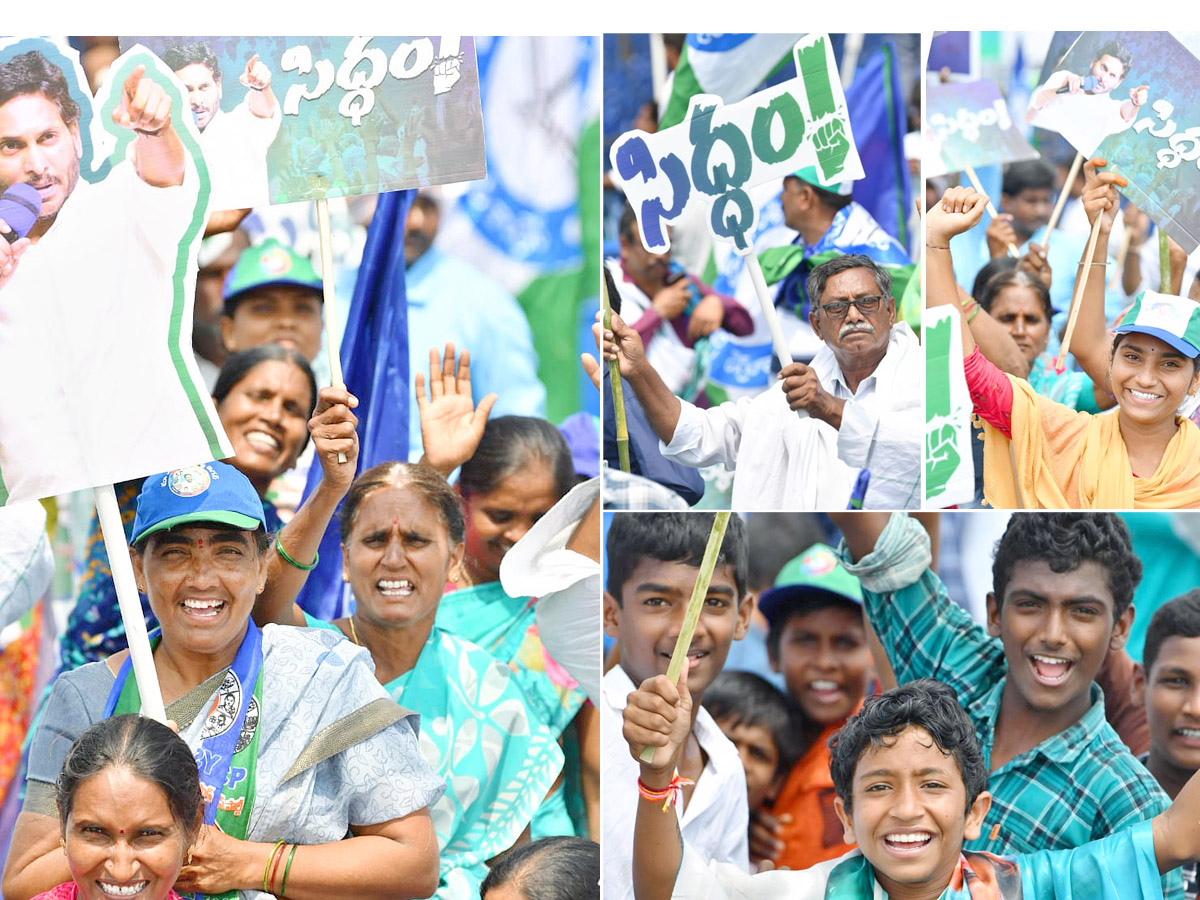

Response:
(637, 511), (731, 763)
(315, 198), (347, 464)
(1055, 213), (1104, 373)
(746, 254), (796, 366)
(1159, 229), (1172, 293)
(602, 277), (631, 473)
(94, 484), (167, 724)
(962, 166), (1019, 258)
(1043, 151), (1084, 252)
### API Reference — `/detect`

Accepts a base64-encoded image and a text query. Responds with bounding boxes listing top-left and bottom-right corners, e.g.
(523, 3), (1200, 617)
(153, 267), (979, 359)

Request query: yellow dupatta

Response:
(981, 376), (1200, 508)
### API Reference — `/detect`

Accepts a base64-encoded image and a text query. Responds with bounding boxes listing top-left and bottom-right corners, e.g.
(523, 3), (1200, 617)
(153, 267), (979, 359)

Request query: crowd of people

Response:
(600, 33), (923, 511)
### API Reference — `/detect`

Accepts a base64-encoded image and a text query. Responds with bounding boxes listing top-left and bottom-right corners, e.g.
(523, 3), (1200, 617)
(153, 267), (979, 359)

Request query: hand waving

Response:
(415, 343), (497, 477)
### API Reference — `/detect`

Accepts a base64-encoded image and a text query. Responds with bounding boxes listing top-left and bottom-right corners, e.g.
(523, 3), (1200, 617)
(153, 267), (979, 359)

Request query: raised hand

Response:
(595, 309), (647, 379)
(623, 674), (692, 778)
(310, 386), (359, 493)
(112, 65), (172, 134)
(927, 185), (989, 246)
(415, 342), (497, 477)
(240, 53), (271, 91)
(1080, 157), (1127, 237)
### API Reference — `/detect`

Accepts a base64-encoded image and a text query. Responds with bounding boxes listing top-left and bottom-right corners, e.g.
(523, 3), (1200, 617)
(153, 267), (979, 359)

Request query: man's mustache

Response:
(839, 321), (875, 339)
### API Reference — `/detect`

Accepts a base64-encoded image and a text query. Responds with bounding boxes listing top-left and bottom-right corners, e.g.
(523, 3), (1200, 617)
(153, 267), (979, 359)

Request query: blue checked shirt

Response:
(839, 514), (1180, 900)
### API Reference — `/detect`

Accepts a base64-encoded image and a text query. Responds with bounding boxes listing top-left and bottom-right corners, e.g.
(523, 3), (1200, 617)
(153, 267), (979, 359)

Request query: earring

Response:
(187, 846), (194, 866)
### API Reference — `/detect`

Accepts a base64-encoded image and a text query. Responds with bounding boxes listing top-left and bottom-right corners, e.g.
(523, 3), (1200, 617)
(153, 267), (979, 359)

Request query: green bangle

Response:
(264, 840), (286, 894)
(276, 540), (319, 571)
(966, 305), (980, 323)
(280, 843), (299, 896)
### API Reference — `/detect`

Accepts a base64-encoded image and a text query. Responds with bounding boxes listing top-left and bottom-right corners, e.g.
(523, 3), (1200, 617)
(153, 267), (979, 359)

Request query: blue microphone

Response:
(0, 182), (42, 243)
(1057, 75), (1099, 94)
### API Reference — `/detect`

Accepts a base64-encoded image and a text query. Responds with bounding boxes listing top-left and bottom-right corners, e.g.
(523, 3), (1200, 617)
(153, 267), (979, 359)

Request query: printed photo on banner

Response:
(925, 79), (1039, 178)
(1031, 31), (1200, 255)
(0, 38), (228, 506)
(123, 36), (486, 209)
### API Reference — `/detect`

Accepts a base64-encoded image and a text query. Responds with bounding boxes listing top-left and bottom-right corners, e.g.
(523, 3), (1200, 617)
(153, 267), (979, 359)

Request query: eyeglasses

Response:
(817, 295), (886, 319)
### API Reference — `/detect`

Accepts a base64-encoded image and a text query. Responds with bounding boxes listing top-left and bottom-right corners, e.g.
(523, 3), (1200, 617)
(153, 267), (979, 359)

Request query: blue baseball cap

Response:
(132, 461), (267, 546)
(758, 543), (863, 625)
(1113, 291), (1200, 358)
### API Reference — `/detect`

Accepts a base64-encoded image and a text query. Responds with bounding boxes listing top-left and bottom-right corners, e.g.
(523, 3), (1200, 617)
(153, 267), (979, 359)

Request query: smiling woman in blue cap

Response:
(5, 461), (445, 900)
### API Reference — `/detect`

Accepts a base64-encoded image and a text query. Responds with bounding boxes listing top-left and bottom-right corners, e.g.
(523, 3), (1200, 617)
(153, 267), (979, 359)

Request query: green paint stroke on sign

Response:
(797, 36), (836, 118)
(925, 316), (953, 420)
(925, 314), (959, 499)
(751, 93), (804, 164)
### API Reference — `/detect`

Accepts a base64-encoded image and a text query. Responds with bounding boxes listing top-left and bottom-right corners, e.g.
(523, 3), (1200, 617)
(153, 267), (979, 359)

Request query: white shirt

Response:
(602, 665), (750, 900)
(661, 323), (921, 510)
(1029, 88), (1131, 156)
(0, 160), (221, 504)
(500, 477), (601, 705)
(199, 97), (282, 211)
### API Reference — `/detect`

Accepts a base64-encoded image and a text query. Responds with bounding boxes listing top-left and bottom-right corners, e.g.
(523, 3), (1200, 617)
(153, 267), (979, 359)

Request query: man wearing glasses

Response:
(599, 254), (920, 509)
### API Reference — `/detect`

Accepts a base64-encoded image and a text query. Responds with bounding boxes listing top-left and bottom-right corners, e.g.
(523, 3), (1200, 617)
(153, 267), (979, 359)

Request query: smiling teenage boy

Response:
(830, 512), (1179, 899)
(602, 512), (754, 900)
(624, 677), (1200, 900)
(753, 543), (875, 870)
(1134, 591), (1200, 899)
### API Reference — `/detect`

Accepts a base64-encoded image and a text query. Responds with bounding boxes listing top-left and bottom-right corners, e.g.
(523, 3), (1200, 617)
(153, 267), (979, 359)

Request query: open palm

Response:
(415, 343), (497, 477)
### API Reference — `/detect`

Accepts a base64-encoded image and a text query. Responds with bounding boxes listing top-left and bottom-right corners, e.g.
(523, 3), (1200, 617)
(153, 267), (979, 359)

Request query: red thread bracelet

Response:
(637, 772), (695, 811)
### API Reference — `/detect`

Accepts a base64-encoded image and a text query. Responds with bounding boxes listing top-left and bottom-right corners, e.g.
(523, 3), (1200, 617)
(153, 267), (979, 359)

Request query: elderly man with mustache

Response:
(600, 254), (921, 509)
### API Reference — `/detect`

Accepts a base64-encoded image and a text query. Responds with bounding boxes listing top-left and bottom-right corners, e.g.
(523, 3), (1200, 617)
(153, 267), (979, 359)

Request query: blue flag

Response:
(296, 189), (415, 620)
(845, 39), (912, 251)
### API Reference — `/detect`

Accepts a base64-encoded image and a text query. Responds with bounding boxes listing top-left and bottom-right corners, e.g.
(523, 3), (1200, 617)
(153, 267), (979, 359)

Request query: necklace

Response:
(347, 614), (362, 647)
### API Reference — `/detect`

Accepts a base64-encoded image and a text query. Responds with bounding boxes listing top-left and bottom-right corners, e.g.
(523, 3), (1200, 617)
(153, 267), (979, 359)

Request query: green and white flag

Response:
(438, 36), (599, 423)
(660, 34), (804, 129)
(925, 304), (976, 507)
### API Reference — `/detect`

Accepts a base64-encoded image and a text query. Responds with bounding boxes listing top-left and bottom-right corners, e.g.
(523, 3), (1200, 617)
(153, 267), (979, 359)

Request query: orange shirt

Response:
(767, 700), (862, 871)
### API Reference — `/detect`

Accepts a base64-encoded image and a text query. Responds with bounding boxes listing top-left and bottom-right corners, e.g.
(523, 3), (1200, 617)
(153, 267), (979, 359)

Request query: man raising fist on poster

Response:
(0, 43), (218, 505)
(163, 41), (281, 211)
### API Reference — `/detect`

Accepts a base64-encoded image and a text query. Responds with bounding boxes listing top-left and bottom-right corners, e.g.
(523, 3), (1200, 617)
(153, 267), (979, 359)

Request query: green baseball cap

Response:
(1113, 291), (1200, 358)
(758, 542), (862, 624)
(792, 165), (852, 197)
(222, 238), (323, 314)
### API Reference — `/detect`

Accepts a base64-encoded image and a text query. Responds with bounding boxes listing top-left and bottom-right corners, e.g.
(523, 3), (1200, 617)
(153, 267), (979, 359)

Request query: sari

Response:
(25, 626), (445, 900)
(384, 627), (564, 899)
(981, 376), (1200, 508)
(435, 580), (588, 836)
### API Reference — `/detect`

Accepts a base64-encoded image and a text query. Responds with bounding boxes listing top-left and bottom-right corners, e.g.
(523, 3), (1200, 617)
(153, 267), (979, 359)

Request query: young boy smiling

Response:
(754, 543), (875, 869)
(602, 512), (754, 900)
(624, 677), (1200, 900)
(830, 512), (1179, 898)
(1135, 591), (1200, 899)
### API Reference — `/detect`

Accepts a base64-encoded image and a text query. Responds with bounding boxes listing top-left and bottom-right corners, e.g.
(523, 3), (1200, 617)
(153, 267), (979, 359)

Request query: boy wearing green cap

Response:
(221, 237), (324, 362)
(752, 543), (875, 870)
